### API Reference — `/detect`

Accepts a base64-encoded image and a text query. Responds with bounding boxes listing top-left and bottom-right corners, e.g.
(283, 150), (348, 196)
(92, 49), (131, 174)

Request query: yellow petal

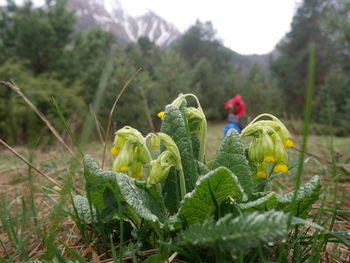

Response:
(280, 164), (288, 173)
(110, 146), (120, 156)
(157, 111), (165, 120)
(264, 155), (276, 163)
(284, 139), (294, 148)
(118, 165), (129, 173)
(257, 170), (267, 179)
(273, 164), (288, 174)
(131, 172), (144, 179)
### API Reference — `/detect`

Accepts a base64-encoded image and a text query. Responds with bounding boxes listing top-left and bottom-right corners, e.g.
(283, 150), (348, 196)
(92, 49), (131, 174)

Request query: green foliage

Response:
(240, 63), (283, 116)
(73, 195), (97, 224)
(213, 129), (253, 195)
(161, 104), (198, 192)
(0, 59), (86, 143)
(270, 0), (350, 135)
(177, 167), (245, 225)
(84, 155), (166, 224)
(84, 155), (123, 216)
(70, 94), (326, 261)
(315, 67), (350, 135)
(178, 211), (289, 253)
(276, 175), (321, 218)
(117, 174), (166, 224)
(239, 192), (277, 212)
(1, 0), (75, 74)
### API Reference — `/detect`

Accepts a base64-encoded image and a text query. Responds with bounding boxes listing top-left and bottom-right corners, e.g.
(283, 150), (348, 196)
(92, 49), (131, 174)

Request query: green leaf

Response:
(162, 168), (181, 214)
(179, 210), (289, 252)
(84, 155), (122, 214)
(196, 161), (209, 175)
(276, 175), (321, 218)
(213, 129), (253, 196)
(238, 192), (277, 212)
(161, 105), (198, 192)
(191, 133), (200, 160)
(84, 155), (166, 224)
(177, 167), (246, 225)
(118, 177), (167, 223)
(73, 195), (96, 224)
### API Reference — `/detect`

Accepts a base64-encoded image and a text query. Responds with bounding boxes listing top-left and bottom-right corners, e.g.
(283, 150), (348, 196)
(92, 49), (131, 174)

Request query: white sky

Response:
(0, 0), (303, 55)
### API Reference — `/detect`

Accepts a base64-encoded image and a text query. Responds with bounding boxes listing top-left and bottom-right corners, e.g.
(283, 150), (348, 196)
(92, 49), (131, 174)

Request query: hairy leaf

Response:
(118, 177), (167, 223)
(179, 210), (289, 252)
(84, 155), (122, 214)
(161, 105), (198, 192)
(177, 167), (246, 225)
(84, 155), (166, 224)
(191, 133), (200, 160)
(239, 192), (277, 212)
(162, 167), (181, 214)
(73, 195), (96, 224)
(213, 129), (253, 196)
(276, 175), (321, 218)
(197, 161), (210, 175)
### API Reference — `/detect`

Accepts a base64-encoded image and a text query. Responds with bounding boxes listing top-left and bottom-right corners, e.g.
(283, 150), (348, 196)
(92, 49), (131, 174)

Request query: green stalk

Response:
(179, 170), (186, 200)
(125, 206), (142, 227)
(198, 112), (207, 162)
(288, 45), (316, 226)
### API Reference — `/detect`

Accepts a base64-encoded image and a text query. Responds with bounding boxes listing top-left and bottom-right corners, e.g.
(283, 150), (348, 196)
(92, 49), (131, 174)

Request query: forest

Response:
(1, 0), (349, 144)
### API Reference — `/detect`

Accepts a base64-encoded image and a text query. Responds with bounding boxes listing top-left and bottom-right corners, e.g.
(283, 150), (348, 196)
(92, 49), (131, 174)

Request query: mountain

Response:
(66, 0), (181, 47)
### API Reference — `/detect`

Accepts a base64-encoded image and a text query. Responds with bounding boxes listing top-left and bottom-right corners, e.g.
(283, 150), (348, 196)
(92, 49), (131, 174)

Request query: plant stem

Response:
(179, 170), (186, 200)
(198, 117), (207, 162)
(288, 44), (316, 226)
(125, 206), (142, 227)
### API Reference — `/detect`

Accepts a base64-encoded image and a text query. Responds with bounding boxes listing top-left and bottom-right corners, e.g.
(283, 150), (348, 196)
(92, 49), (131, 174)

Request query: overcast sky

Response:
(122, 0), (302, 55)
(0, 0), (303, 55)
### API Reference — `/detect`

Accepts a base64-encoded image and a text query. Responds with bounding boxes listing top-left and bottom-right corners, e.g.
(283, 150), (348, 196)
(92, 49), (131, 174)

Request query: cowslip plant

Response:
(74, 94), (322, 261)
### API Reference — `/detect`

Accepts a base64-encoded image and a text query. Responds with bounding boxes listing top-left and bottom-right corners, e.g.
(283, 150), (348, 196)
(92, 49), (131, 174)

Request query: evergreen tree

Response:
(0, 0), (75, 74)
(270, 0), (335, 115)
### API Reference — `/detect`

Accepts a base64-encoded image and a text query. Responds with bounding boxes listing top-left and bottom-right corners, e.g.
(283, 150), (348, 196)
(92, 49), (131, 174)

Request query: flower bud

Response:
(150, 133), (160, 149)
(113, 147), (130, 173)
(148, 151), (175, 184)
(256, 163), (268, 178)
(187, 107), (204, 134)
(129, 161), (144, 179)
(157, 133), (182, 171)
(271, 134), (288, 165)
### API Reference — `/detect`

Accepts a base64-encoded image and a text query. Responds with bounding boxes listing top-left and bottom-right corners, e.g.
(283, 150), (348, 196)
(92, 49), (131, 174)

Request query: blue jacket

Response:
(224, 122), (241, 136)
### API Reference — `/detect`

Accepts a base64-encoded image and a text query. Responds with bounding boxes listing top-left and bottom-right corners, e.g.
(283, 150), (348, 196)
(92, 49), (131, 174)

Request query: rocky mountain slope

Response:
(67, 0), (181, 47)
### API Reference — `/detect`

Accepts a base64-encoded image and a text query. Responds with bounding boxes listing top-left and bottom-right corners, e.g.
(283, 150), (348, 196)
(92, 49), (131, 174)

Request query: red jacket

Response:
(224, 95), (246, 118)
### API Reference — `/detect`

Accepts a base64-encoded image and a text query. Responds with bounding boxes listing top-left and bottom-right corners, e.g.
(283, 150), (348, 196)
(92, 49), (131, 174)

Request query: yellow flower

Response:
(284, 139), (294, 148)
(150, 133), (160, 149)
(118, 165), (129, 173)
(131, 172), (144, 179)
(264, 155), (276, 163)
(157, 111), (165, 120)
(257, 170), (267, 179)
(273, 163), (288, 173)
(110, 146), (120, 156)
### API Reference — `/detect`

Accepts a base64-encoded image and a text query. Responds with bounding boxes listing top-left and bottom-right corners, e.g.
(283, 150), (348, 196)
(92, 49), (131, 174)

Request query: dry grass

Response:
(1, 122), (350, 262)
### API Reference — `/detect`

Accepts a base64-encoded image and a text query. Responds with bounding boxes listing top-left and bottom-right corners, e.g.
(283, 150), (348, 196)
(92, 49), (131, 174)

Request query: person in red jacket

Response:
(224, 95), (246, 135)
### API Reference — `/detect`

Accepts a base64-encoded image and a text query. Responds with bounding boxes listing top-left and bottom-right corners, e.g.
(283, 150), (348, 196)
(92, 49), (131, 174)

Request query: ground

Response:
(0, 121), (349, 261)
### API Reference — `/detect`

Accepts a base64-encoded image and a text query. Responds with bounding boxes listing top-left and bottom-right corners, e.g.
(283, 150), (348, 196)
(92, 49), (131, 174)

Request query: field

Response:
(1, 120), (349, 262)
